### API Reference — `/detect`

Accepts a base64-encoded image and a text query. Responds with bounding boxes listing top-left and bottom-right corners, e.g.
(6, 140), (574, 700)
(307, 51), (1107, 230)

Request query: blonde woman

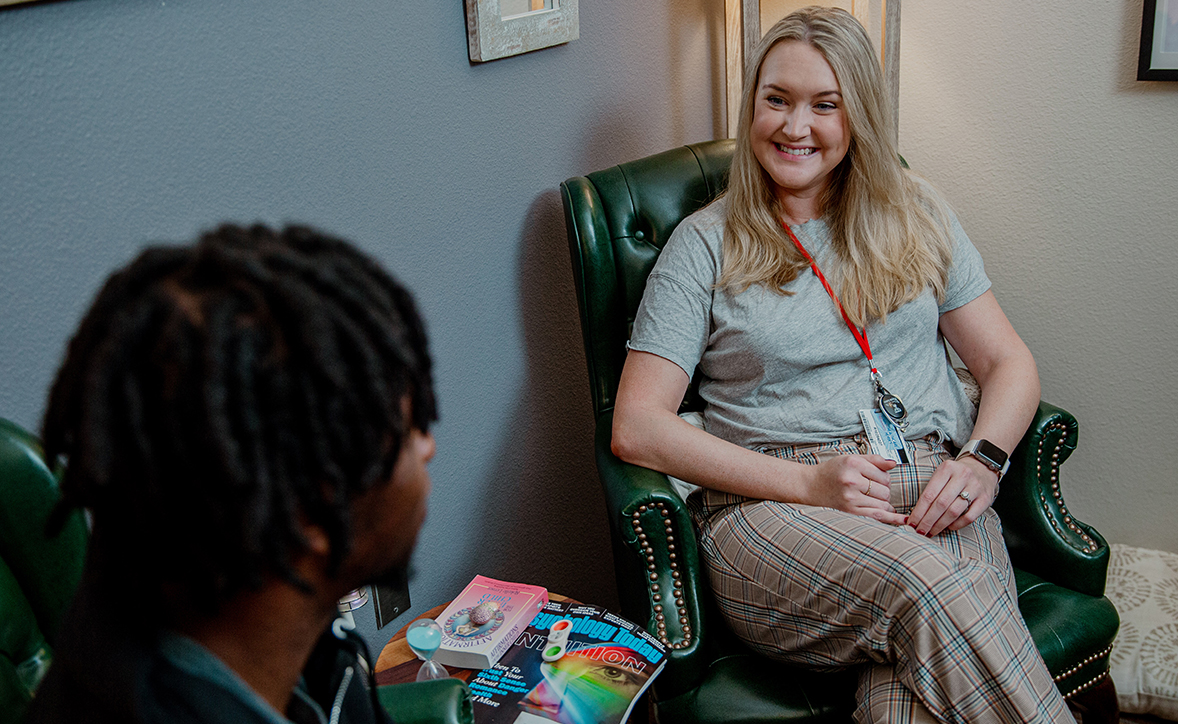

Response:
(612, 7), (1072, 723)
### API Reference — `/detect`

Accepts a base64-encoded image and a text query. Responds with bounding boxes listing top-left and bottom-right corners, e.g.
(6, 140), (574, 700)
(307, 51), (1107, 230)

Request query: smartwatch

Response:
(956, 439), (1010, 480)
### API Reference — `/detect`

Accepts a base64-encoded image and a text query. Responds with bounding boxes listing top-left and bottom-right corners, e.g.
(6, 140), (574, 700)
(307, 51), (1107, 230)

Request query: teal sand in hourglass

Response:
(406, 618), (448, 681)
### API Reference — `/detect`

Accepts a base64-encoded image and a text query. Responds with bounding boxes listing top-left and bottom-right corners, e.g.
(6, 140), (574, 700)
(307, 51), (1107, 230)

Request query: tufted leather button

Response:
(634, 230), (645, 240)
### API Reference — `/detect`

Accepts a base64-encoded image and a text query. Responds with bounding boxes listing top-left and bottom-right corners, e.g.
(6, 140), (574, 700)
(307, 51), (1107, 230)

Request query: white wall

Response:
(900, 1), (1178, 552)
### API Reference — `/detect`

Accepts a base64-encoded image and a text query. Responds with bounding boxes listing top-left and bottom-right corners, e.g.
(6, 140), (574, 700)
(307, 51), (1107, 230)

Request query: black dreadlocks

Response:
(41, 224), (436, 614)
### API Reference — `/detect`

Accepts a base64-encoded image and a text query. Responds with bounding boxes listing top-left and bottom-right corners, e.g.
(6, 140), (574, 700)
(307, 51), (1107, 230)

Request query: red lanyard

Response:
(779, 220), (878, 377)
(780, 220), (910, 431)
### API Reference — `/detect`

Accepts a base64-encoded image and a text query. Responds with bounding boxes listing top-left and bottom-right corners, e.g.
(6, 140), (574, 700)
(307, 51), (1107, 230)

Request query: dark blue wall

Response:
(0, 0), (723, 652)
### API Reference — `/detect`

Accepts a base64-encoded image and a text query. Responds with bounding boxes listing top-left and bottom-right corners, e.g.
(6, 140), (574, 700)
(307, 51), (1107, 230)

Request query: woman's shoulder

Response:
(680, 195), (728, 233)
(652, 197), (729, 282)
(665, 196), (727, 253)
(904, 169), (949, 209)
(900, 169), (977, 255)
(903, 170), (963, 226)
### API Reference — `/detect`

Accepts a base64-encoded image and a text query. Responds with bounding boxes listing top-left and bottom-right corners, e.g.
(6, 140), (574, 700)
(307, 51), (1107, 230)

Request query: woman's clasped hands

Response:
(801, 453), (999, 537)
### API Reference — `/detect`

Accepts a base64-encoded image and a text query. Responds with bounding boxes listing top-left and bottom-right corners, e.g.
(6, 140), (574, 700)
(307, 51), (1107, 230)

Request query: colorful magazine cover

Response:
(434, 576), (549, 670)
(468, 600), (667, 724)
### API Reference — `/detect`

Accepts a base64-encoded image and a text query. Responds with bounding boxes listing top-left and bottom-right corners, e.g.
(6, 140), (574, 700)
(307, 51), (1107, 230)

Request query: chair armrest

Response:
(0, 418), (88, 644)
(993, 402), (1109, 597)
(376, 678), (473, 724)
(595, 410), (709, 702)
(0, 555), (50, 724)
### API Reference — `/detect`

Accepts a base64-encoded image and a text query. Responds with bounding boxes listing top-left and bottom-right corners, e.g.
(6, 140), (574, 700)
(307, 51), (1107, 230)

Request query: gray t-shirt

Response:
(628, 198), (990, 450)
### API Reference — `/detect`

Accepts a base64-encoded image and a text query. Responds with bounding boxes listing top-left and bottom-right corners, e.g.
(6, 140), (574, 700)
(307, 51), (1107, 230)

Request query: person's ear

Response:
(302, 522), (331, 557)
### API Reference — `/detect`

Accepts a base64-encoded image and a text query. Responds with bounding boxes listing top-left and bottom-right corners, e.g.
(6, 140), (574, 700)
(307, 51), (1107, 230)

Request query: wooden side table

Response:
(374, 594), (573, 687)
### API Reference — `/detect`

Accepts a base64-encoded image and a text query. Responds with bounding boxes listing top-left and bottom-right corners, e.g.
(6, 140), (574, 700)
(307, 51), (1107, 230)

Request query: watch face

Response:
(974, 439), (1008, 467)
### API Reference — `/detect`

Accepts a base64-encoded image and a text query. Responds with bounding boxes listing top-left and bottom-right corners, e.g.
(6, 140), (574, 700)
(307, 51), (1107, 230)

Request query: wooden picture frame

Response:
(464, 0), (578, 63)
(724, 0), (900, 140)
(1138, 0), (1178, 81)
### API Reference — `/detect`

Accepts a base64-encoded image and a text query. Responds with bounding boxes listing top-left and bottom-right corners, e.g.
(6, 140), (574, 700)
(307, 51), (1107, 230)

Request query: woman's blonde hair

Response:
(720, 6), (955, 327)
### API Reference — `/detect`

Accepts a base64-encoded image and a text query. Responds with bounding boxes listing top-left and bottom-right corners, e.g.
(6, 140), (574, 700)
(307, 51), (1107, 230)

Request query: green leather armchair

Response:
(0, 418), (86, 724)
(560, 140), (1121, 723)
(0, 417), (472, 724)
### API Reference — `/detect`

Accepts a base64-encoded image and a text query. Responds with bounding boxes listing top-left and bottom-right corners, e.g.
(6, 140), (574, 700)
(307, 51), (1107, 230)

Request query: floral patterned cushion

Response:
(1107, 544), (1178, 719)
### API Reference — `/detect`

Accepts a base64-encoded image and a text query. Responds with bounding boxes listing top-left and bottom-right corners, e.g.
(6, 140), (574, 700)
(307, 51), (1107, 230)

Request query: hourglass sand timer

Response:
(406, 618), (448, 681)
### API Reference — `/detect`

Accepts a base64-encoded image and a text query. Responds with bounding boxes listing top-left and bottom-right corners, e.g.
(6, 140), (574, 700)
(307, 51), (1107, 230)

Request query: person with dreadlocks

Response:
(27, 224), (438, 724)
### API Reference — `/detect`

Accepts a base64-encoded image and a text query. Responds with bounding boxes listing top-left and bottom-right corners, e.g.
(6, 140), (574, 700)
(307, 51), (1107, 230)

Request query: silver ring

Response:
(959, 490), (972, 502)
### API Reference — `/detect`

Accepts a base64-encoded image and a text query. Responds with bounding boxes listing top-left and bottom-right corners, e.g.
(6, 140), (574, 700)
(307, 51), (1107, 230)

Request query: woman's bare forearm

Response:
(612, 396), (814, 502)
(940, 290), (1040, 456)
(613, 350), (897, 523)
(968, 346), (1039, 455)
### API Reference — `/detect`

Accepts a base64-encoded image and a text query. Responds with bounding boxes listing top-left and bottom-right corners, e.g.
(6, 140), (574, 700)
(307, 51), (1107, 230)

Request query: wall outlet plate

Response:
(372, 581), (411, 629)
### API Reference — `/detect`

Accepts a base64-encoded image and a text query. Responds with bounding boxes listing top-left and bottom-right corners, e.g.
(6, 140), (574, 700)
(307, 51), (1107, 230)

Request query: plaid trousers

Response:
(687, 436), (1074, 724)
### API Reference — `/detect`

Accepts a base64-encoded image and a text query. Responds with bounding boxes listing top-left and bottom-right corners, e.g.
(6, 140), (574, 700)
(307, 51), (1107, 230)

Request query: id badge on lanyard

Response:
(872, 371), (909, 432)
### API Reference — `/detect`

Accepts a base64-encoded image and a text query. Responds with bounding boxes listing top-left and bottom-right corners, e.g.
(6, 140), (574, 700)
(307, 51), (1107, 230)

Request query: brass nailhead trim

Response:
(1063, 671), (1110, 700)
(1036, 423), (1096, 553)
(632, 501), (693, 648)
(1053, 645), (1113, 683)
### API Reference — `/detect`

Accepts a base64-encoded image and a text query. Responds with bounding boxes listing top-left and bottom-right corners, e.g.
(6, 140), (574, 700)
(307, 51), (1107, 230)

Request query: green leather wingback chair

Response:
(0, 417), (472, 724)
(0, 418), (86, 723)
(560, 140), (1121, 723)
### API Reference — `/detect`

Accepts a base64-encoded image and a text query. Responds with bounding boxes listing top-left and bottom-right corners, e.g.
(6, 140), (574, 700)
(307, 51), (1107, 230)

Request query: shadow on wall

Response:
(474, 188), (619, 610)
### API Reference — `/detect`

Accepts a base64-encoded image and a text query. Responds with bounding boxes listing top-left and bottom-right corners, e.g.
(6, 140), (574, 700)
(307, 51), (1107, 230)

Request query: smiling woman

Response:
(611, 7), (1069, 722)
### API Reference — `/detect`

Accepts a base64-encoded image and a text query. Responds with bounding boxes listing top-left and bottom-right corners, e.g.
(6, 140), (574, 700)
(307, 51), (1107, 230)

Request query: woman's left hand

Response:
(906, 455), (999, 537)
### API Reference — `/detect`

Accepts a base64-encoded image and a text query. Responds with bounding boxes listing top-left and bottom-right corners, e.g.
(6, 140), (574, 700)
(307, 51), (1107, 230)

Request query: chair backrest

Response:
(0, 418), (87, 722)
(561, 139), (735, 417)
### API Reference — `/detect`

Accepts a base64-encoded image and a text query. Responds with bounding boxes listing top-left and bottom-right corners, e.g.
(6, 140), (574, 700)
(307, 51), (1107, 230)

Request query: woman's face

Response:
(750, 40), (850, 206)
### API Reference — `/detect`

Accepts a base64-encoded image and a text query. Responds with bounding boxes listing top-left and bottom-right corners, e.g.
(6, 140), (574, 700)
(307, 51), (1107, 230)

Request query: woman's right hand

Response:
(801, 455), (905, 524)
(615, 351), (903, 525)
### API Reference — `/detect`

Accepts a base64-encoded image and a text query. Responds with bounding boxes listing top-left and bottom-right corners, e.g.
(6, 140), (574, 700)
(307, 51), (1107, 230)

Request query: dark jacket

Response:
(26, 577), (392, 724)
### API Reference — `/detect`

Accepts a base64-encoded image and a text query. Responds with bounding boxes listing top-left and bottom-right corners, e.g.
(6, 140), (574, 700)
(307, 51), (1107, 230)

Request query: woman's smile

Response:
(775, 144), (818, 157)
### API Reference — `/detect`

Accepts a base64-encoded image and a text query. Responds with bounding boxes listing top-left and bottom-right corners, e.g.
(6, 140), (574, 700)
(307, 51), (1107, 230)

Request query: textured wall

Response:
(0, 0), (724, 651)
(3, 0), (1172, 664)
(900, 1), (1178, 552)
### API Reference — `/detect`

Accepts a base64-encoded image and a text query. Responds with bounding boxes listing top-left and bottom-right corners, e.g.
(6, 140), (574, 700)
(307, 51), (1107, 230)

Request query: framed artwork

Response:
(464, 0), (578, 63)
(1138, 0), (1178, 81)
(724, 0), (900, 139)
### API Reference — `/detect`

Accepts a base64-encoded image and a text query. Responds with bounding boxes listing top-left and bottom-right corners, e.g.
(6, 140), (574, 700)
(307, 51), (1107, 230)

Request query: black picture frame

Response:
(1138, 0), (1178, 80)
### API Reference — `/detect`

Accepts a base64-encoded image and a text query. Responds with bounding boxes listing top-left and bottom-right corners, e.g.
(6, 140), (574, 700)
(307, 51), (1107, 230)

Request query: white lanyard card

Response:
(859, 409), (910, 465)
